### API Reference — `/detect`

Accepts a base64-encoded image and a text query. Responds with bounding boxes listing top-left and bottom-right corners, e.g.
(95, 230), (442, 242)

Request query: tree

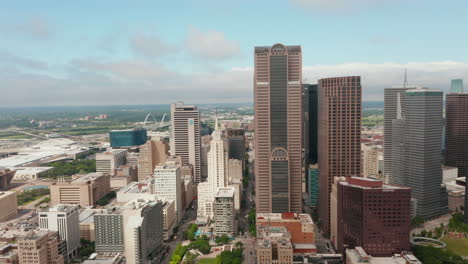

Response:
(234, 241), (243, 248)
(411, 216), (424, 228)
(215, 234), (230, 244)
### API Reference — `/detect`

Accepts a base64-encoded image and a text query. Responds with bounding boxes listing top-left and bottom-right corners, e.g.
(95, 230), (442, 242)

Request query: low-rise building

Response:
(0, 191), (17, 222)
(0, 168), (14, 191)
(95, 149), (127, 175)
(345, 247), (421, 264)
(17, 231), (64, 264)
(82, 253), (125, 264)
(50, 173), (111, 207)
(257, 226), (293, 264)
(256, 213), (316, 254)
(0, 243), (18, 264)
(448, 190), (465, 213)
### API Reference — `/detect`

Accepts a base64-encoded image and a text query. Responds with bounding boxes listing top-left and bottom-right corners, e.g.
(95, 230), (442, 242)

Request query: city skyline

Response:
(1, 1), (468, 106)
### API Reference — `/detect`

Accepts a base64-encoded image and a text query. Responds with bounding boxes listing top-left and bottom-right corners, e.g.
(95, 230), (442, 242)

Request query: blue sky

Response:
(1, 0), (467, 106)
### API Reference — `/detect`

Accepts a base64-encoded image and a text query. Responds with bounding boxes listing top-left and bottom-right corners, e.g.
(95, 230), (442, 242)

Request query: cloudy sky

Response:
(1, 0), (467, 107)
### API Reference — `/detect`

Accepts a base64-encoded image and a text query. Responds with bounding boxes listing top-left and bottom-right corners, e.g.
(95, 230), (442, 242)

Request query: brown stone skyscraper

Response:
(318, 76), (362, 235)
(254, 44), (302, 214)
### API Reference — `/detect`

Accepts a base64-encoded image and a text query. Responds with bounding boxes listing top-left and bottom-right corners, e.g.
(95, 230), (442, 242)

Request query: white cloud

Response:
(130, 33), (178, 58)
(185, 25), (240, 60)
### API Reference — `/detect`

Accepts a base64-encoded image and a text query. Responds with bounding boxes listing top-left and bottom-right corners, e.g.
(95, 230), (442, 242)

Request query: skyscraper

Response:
(137, 139), (168, 181)
(318, 76), (362, 235)
(254, 44), (302, 214)
(153, 159), (183, 222)
(170, 102), (202, 182)
(303, 84), (319, 166)
(444, 83), (468, 223)
(383, 87), (415, 183)
(392, 89), (445, 218)
(451, 79), (464, 93)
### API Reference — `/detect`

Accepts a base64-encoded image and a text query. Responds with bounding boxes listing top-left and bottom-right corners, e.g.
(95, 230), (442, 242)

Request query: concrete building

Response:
(94, 209), (124, 253)
(170, 102), (201, 182)
(332, 177), (411, 257)
(345, 247), (422, 264)
(162, 200), (176, 241)
(213, 187), (236, 238)
(363, 144), (380, 178)
(0, 243), (18, 264)
(109, 128), (147, 148)
(121, 198), (163, 264)
(383, 87), (414, 183)
(256, 213), (316, 254)
(0, 191), (17, 222)
(201, 135), (211, 180)
(17, 231), (64, 264)
(137, 139), (168, 181)
(0, 168), (14, 191)
(79, 210), (98, 242)
(318, 76), (362, 235)
(111, 164), (138, 189)
(82, 253), (125, 264)
(154, 160), (183, 222)
(116, 180), (156, 203)
(228, 159), (242, 185)
(448, 190), (465, 213)
(50, 173), (111, 207)
(38, 204), (80, 260)
(254, 44), (303, 214)
(96, 149), (127, 175)
(184, 176), (194, 209)
(257, 226), (293, 264)
(391, 89), (446, 219)
(443, 166), (459, 183)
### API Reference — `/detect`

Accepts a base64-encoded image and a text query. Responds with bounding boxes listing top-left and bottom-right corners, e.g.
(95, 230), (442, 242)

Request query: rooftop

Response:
(44, 204), (79, 213)
(71, 172), (106, 183)
(215, 187), (235, 198)
(346, 247), (421, 264)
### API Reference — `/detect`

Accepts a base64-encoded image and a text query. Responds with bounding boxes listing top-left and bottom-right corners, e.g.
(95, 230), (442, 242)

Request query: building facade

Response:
(333, 177), (411, 257)
(50, 173), (111, 207)
(17, 231), (64, 264)
(254, 44), (303, 214)
(213, 187), (236, 238)
(0, 191), (17, 222)
(137, 139), (168, 181)
(96, 149), (127, 176)
(392, 89), (446, 219)
(94, 211), (124, 253)
(109, 128), (147, 148)
(38, 204), (80, 261)
(363, 144), (380, 178)
(318, 76), (362, 235)
(170, 102), (201, 182)
(153, 160), (183, 222)
(0, 168), (14, 191)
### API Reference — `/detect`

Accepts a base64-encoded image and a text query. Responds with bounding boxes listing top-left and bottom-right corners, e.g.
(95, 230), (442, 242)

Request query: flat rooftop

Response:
(215, 187), (235, 198)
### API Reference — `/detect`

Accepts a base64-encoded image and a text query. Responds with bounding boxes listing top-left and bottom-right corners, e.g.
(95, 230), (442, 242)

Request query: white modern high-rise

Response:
(170, 102), (201, 182)
(122, 198), (164, 264)
(154, 159), (183, 222)
(38, 204), (80, 261)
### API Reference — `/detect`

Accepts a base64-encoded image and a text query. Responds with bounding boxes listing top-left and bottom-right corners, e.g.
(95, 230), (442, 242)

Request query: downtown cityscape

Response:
(1, 1), (468, 264)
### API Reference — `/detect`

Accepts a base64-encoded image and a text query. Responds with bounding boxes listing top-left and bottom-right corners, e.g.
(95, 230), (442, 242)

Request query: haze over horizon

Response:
(1, 0), (467, 107)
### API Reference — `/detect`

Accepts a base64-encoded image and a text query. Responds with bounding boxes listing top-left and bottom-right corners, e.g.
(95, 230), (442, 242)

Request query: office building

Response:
(257, 226), (293, 264)
(201, 135), (212, 180)
(226, 128), (246, 161)
(96, 149), (127, 175)
(318, 76), (362, 234)
(383, 86), (415, 183)
(392, 89), (446, 218)
(0, 168), (14, 191)
(17, 231), (64, 264)
(0, 191), (17, 222)
(302, 84), (319, 166)
(332, 177), (411, 257)
(137, 139), (168, 181)
(79, 210), (98, 242)
(162, 200), (176, 240)
(363, 144), (380, 178)
(254, 44), (303, 214)
(110, 128), (147, 148)
(213, 187), (236, 238)
(228, 159), (243, 185)
(38, 205), (80, 260)
(121, 198), (163, 264)
(50, 173), (111, 207)
(170, 102), (201, 182)
(345, 247), (422, 264)
(451, 79), (464, 93)
(94, 209), (124, 253)
(154, 159), (183, 222)
(256, 213), (316, 254)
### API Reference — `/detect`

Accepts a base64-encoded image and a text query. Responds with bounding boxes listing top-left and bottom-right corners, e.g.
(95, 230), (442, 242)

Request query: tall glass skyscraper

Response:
(451, 79), (464, 93)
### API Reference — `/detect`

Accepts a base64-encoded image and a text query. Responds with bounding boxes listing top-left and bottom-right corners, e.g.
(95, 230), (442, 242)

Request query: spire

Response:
(215, 118), (219, 131)
(397, 92), (403, 120)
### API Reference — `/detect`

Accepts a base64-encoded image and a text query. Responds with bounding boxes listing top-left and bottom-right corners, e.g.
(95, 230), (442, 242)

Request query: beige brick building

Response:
(137, 139), (168, 181)
(257, 226), (293, 264)
(17, 231), (64, 264)
(50, 173), (111, 207)
(0, 191), (17, 222)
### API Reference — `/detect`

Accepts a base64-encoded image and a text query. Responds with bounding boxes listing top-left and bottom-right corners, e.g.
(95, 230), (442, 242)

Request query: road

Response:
(236, 153), (256, 264)
(158, 202), (198, 264)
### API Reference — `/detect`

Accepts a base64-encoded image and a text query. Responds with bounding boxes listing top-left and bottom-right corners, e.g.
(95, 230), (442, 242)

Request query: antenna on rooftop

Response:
(403, 68), (408, 88)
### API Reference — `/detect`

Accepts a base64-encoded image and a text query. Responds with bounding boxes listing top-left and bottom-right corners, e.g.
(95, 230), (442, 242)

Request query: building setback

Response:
(254, 44), (303, 214)
(318, 76), (362, 235)
(333, 177), (411, 257)
(170, 102), (202, 182)
(392, 89), (446, 219)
